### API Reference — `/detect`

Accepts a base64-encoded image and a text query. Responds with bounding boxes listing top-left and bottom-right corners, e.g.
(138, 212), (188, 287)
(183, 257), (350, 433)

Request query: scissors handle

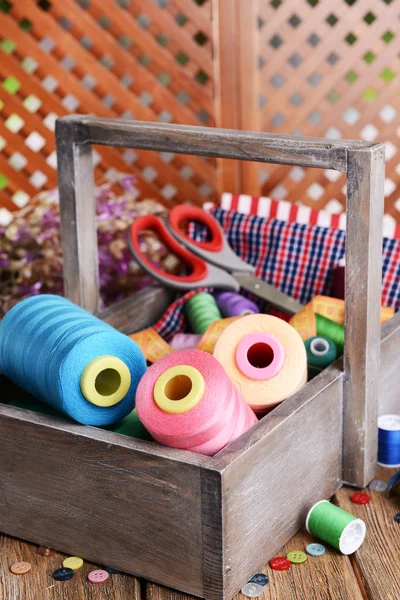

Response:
(168, 205), (254, 274)
(129, 215), (240, 292)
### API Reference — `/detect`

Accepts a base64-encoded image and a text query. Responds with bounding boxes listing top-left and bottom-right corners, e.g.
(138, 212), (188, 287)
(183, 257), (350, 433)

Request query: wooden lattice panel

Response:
(254, 0), (400, 224)
(0, 0), (217, 225)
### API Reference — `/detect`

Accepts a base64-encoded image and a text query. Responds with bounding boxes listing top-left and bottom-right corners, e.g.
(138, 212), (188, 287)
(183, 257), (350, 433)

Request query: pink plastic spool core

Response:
(235, 332), (285, 381)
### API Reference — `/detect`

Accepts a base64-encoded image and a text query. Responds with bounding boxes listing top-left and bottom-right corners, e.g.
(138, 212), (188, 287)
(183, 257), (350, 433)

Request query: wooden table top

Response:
(1, 466), (399, 600)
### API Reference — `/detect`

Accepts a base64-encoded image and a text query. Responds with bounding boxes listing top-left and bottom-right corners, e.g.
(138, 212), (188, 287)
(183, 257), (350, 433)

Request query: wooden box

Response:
(1, 116), (397, 600)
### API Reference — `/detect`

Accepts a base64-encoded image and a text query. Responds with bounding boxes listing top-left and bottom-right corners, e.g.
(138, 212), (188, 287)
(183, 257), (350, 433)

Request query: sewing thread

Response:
(0, 295), (146, 425)
(306, 500), (366, 555)
(185, 292), (222, 334)
(135, 349), (258, 455)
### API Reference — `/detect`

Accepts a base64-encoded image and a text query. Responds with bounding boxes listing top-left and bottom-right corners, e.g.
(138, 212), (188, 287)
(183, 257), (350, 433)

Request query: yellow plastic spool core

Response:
(153, 365), (205, 414)
(80, 355), (131, 407)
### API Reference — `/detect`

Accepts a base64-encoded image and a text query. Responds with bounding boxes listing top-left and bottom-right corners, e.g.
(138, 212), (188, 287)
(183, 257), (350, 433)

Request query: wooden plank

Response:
(172, 0), (213, 39)
(211, 0), (241, 194)
(0, 533), (142, 600)
(82, 0), (213, 111)
(56, 121), (99, 313)
(0, 405), (210, 596)
(147, 520), (365, 600)
(336, 466), (400, 600)
(47, 0), (206, 131)
(59, 115), (376, 171)
(98, 287), (175, 334)
(215, 367), (344, 598)
(0, 27), (166, 205)
(343, 146), (385, 487)
(237, 0), (260, 196)
(379, 311), (400, 416)
(10, 4), (208, 207)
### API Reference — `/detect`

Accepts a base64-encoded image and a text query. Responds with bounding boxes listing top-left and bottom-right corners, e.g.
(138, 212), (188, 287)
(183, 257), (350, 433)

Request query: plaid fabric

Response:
(154, 204), (400, 341)
(221, 193), (400, 240)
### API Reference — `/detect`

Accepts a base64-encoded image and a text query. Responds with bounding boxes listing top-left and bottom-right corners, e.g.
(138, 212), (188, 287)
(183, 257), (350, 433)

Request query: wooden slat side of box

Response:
(217, 368), (344, 599)
(0, 407), (210, 597)
(379, 311), (400, 416)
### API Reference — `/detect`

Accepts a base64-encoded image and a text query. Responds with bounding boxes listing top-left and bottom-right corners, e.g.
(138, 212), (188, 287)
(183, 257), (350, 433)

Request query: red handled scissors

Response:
(129, 205), (303, 314)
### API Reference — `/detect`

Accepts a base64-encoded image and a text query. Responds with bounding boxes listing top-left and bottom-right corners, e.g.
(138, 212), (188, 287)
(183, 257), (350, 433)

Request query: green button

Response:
(287, 550), (307, 564)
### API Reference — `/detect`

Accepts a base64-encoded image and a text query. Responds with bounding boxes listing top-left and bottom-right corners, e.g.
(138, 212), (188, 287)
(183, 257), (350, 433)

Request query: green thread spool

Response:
(185, 292), (222, 334)
(305, 336), (337, 380)
(306, 500), (366, 555)
(315, 314), (344, 355)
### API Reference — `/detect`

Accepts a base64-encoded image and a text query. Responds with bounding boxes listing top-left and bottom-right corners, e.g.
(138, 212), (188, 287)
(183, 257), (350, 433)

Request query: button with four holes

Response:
(287, 550), (307, 564)
(10, 562), (31, 575)
(63, 556), (83, 571)
(351, 492), (370, 505)
(306, 543), (326, 557)
(88, 569), (109, 584)
(269, 557), (291, 571)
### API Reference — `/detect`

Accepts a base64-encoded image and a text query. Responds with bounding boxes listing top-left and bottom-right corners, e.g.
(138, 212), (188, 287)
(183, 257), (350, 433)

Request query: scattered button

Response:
(351, 492), (370, 505)
(248, 573), (269, 586)
(394, 513), (400, 523)
(88, 569), (109, 584)
(37, 546), (54, 556)
(306, 543), (326, 557)
(269, 557), (291, 571)
(53, 567), (74, 581)
(241, 582), (264, 597)
(10, 562), (31, 575)
(287, 551), (307, 564)
(369, 480), (387, 492)
(63, 556), (83, 571)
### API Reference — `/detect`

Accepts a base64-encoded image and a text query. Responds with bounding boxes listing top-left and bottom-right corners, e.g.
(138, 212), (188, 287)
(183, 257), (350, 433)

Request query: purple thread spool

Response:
(214, 292), (259, 318)
(170, 334), (202, 351)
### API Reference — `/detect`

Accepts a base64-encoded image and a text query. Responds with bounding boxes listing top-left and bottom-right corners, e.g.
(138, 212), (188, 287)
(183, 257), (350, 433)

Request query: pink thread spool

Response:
(135, 349), (258, 456)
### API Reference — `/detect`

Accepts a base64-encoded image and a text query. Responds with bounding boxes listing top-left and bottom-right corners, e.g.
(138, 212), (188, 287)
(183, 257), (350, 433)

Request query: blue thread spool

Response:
(0, 295), (146, 426)
(378, 415), (400, 467)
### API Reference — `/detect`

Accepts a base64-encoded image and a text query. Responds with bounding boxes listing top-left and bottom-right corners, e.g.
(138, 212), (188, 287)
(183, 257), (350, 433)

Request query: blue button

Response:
(394, 513), (400, 523)
(306, 543), (326, 556)
(248, 573), (269, 586)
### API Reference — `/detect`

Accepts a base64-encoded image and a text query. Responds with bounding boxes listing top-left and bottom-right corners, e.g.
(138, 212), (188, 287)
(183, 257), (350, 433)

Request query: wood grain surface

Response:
(3, 467), (399, 600)
(336, 466), (400, 600)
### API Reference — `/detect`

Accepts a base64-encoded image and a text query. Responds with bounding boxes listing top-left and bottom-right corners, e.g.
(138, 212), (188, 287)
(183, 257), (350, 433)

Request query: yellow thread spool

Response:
(153, 365), (205, 414)
(80, 355), (131, 407)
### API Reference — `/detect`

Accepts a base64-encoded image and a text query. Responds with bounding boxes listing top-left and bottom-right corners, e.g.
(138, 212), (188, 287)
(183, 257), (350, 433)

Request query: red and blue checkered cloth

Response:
(154, 198), (400, 341)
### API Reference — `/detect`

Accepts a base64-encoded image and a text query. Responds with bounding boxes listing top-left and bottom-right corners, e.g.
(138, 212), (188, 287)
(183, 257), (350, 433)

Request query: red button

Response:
(269, 557), (291, 571)
(351, 492), (370, 505)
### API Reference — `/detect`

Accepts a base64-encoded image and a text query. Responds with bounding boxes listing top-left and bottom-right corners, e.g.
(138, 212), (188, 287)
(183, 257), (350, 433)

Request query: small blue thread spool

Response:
(378, 415), (400, 467)
(0, 295), (146, 426)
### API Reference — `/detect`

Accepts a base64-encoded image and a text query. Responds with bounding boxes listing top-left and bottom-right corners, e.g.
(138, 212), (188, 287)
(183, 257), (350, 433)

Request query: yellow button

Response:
(63, 556), (84, 570)
(287, 551), (307, 564)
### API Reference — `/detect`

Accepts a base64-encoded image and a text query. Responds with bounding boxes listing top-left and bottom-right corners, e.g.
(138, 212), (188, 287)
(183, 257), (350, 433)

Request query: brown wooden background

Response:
(1, 0), (400, 226)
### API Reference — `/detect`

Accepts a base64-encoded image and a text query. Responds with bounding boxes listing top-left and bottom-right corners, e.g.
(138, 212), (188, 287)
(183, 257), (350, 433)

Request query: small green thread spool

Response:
(306, 500), (366, 555)
(315, 314), (344, 355)
(305, 336), (337, 380)
(185, 292), (222, 334)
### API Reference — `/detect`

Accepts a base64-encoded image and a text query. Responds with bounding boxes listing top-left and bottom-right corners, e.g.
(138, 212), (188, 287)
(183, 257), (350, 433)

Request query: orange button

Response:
(10, 561), (31, 575)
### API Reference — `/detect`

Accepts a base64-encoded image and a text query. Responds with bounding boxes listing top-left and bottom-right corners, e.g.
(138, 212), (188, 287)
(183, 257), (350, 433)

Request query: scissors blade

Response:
(232, 272), (303, 315)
